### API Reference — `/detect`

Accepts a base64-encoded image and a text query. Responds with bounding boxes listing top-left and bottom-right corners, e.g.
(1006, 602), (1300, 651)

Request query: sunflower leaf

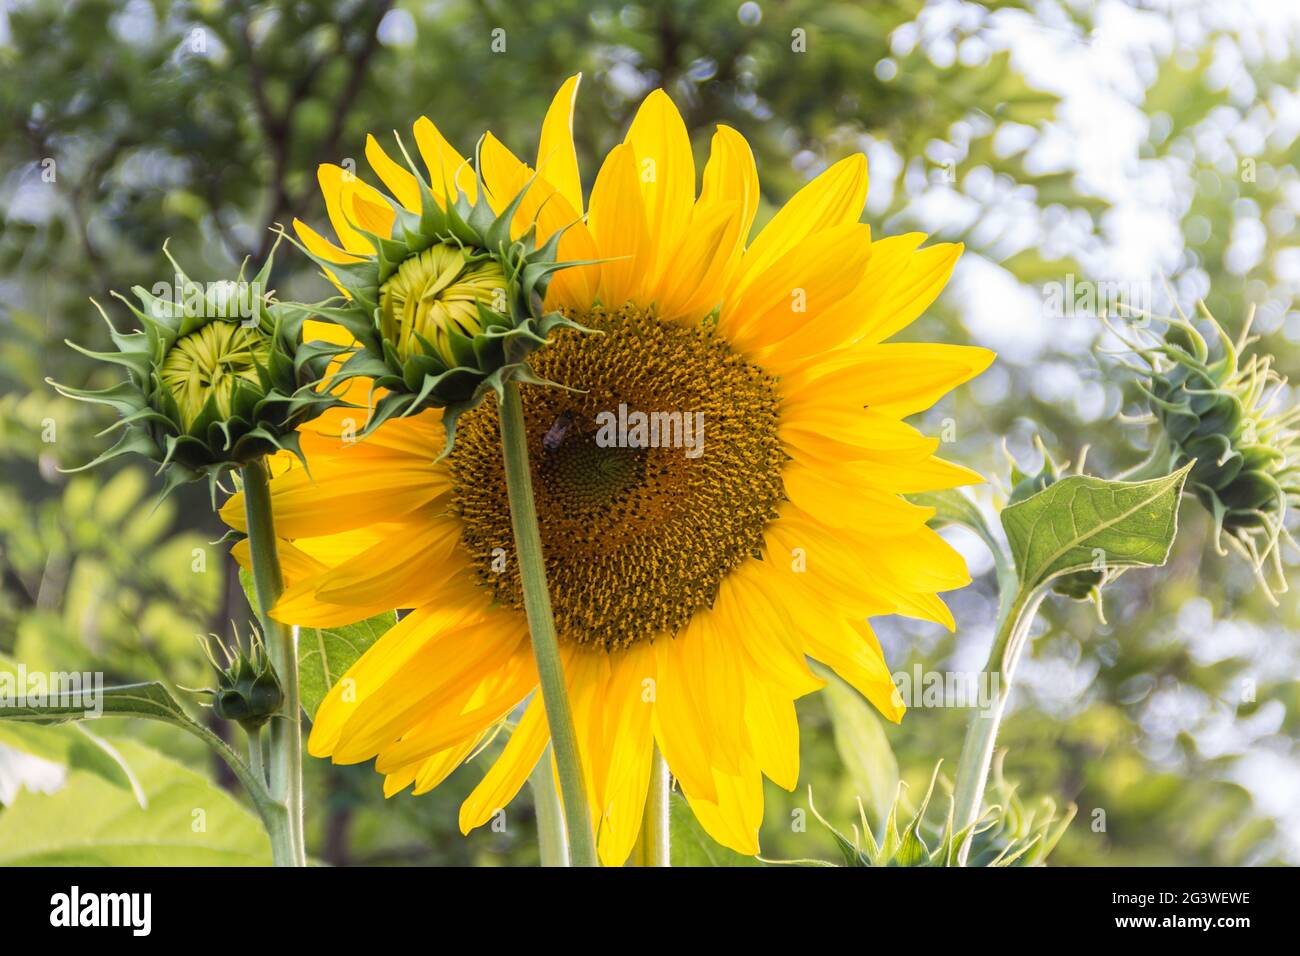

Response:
(0, 738), (270, 865)
(298, 613), (396, 720)
(0, 722), (143, 805)
(1000, 464), (1192, 593)
(819, 668), (899, 829)
(669, 793), (761, 867)
(909, 487), (992, 539)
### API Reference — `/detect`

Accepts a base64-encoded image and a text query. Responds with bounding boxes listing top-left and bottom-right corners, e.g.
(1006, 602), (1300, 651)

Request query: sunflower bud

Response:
(1120, 303), (1298, 598)
(49, 244), (340, 499)
(293, 137), (587, 453)
(199, 630), (284, 732)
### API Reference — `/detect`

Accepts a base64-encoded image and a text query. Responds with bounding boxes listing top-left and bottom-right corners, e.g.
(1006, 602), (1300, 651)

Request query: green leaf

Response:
(819, 668), (899, 828)
(0, 656), (266, 815)
(999, 249), (1080, 285)
(0, 652), (196, 735)
(910, 487), (1008, 564)
(1144, 48), (1230, 138)
(298, 614), (394, 720)
(909, 487), (987, 533)
(0, 738), (271, 865)
(1000, 465), (1192, 593)
(669, 792), (761, 867)
(0, 722), (145, 806)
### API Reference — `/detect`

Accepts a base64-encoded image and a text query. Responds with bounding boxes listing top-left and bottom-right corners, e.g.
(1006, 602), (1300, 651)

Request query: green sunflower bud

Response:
(1006, 437), (1107, 606)
(198, 629), (284, 732)
(1119, 303), (1298, 598)
(291, 137), (589, 454)
(48, 243), (342, 500)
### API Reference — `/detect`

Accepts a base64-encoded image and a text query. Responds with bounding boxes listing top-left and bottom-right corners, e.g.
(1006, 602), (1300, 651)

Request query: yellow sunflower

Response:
(222, 74), (992, 865)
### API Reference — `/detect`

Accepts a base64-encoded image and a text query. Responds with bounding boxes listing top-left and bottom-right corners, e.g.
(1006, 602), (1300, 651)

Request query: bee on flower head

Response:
(542, 410), (576, 452)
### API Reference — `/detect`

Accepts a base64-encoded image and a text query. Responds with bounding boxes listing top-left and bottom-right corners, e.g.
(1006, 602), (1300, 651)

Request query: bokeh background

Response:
(0, 0), (1297, 865)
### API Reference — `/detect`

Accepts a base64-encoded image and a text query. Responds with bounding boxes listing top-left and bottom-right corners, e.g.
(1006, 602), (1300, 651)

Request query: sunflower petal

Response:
(365, 133), (420, 212)
(733, 154), (868, 298)
(623, 89), (695, 284)
(536, 73), (584, 216)
(460, 694), (549, 832)
(587, 144), (652, 309)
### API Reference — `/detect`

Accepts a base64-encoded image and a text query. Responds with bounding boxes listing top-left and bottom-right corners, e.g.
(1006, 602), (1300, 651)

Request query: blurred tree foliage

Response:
(0, 0), (1295, 865)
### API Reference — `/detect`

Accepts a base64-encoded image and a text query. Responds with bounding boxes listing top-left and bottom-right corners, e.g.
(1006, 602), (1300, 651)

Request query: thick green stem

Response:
(263, 801), (297, 867)
(528, 744), (570, 867)
(632, 744), (670, 867)
(498, 381), (598, 867)
(241, 458), (306, 867)
(246, 726), (266, 785)
(950, 586), (1045, 865)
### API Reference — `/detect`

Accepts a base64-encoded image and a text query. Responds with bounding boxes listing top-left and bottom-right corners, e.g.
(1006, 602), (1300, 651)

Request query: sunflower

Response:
(221, 75), (993, 865)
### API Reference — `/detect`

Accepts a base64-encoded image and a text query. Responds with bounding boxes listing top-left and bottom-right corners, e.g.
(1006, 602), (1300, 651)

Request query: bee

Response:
(542, 410), (576, 452)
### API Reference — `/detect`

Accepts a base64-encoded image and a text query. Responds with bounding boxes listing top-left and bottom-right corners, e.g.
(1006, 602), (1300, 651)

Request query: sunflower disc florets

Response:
(1118, 303), (1298, 598)
(48, 244), (341, 500)
(292, 138), (589, 454)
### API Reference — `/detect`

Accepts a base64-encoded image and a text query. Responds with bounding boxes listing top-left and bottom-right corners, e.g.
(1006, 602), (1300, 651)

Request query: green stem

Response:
(180, 714), (290, 865)
(528, 744), (569, 867)
(241, 458), (306, 867)
(950, 586), (1045, 865)
(263, 800), (297, 868)
(498, 381), (598, 868)
(632, 744), (670, 867)
(1117, 433), (1173, 482)
(246, 726), (266, 784)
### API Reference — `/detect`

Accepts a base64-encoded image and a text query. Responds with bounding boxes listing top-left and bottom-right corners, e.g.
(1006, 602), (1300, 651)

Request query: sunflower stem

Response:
(1116, 433), (1173, 482)
(246, 726), (266, 784)
(528, 744), (570, 867)
(950, 586), (1045, 865)
(632, 744), (671, 866)
(498, 381), (599, 867)
(241, 457), (306, 867)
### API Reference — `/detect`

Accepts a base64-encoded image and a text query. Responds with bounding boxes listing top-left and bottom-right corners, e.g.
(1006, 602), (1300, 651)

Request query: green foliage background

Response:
(0, 0), (1296, 865)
